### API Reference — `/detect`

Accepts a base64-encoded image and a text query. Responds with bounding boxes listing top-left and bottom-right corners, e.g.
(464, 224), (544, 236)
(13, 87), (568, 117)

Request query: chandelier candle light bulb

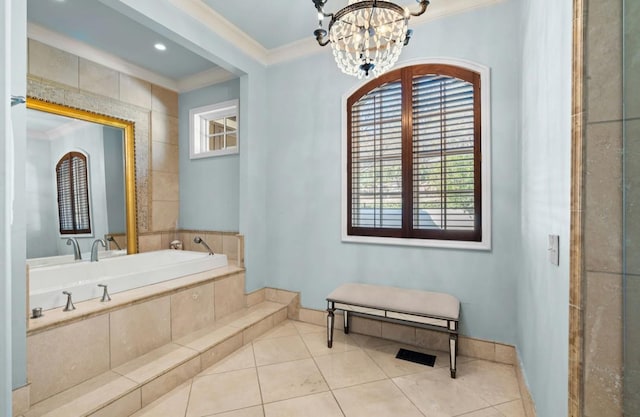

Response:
(312, 0), (430, 79)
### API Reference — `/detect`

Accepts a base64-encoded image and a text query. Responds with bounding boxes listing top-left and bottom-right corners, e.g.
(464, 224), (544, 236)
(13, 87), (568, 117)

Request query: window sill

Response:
(190, 147), (239, 160)
(341, 234), (491, 251)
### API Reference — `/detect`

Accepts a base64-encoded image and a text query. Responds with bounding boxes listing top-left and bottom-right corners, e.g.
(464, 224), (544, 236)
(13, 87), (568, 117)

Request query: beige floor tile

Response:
(494, 399), (526, 417)
(257, 358), (329, 403)
(314, 350), (386, 389)
(393, 368), (491, 417)
(457, 407), (506, 417)
(186, 369), (262, 417)
(364, 343), (446, 378)
(300, 329), (360, 357)
(211, 406), (265, 417)
(200, 344), (256, 376)
(263, 392), (344, 417)
(130, 380), (191, 417)
(252, 335), (310, 366)
(292, 321), (326, 334)
(333, 379), (423, 417)
(455, 360), (521, 405)
(349, 333), (396, 349)
(257, 321), (300, 340)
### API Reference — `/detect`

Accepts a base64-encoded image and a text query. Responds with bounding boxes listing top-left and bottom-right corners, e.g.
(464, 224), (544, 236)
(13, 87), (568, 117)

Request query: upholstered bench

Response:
(326, 283), (460, 378)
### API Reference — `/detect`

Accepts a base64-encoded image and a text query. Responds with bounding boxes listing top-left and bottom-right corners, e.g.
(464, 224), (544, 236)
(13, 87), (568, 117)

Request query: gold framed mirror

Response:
(27, 97), (138, 254)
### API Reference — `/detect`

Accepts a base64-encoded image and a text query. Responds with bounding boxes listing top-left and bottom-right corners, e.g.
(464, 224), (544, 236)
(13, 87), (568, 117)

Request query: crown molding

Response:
(177, 67), (237, 92)
(168, 0), (269, 65)
(265, 0), (508, 65)
(28, 22), (180, 92)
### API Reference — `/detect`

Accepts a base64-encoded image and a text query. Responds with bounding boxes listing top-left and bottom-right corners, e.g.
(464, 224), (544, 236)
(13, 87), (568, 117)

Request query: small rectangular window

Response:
(190, 99), (239, 159)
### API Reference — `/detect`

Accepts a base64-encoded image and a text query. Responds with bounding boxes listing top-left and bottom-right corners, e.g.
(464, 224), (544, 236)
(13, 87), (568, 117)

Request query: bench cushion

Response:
(327, 283), (460, 321)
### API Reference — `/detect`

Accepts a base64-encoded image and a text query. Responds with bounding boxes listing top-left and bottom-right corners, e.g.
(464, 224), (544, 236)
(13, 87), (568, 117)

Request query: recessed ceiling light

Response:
(154, 43), (167, 51)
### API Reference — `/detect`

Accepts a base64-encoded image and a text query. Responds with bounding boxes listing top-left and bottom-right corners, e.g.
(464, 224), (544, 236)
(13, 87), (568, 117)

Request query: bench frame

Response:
(327, 300), (459, 378)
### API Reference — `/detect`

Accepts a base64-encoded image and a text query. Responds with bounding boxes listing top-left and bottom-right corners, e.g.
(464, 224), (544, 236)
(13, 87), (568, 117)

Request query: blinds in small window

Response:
(56, 152), (91, 235)
(349, 79), (403, 234)
(412, 74), (477, 234)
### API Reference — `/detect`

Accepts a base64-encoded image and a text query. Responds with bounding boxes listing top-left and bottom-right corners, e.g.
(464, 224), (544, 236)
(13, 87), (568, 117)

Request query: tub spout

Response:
(98, 284), (111, 302)
(66, 238), (82, 260)
(193, 236), (214, 255)
(62, 291), (75, 311)
(91, 239), (107, 262)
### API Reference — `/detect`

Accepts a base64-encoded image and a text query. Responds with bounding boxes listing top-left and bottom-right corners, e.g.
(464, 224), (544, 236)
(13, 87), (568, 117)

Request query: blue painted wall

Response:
(518, 0), (572, 415)
(179, 79), (241, 232)
(264, 0), (522, 344)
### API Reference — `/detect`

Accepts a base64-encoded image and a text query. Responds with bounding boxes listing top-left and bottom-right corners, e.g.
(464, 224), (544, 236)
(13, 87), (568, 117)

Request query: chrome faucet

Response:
(62, 291), (75, 311)
(90, 239), (107, 262)
(97, 284), (111, 302)
(106, 235), (122, 250)
(193, 236), (214, 255)
(66, 238), (82, 260)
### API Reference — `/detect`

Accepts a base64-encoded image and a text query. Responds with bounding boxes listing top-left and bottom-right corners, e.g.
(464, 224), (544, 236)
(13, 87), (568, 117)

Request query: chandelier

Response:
(312, 0), (430, 79)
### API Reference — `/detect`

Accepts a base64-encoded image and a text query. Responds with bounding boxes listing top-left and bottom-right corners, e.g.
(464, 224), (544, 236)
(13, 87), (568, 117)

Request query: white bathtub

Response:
(29, 250), (228, 311)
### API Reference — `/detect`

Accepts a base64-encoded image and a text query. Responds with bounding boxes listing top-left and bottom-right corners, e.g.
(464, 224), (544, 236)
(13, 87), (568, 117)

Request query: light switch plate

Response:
(548, 234), (559, 266)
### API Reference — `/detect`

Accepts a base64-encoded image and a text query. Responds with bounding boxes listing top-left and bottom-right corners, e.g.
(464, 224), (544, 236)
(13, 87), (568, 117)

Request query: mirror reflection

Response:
(26, 99), (138, 264)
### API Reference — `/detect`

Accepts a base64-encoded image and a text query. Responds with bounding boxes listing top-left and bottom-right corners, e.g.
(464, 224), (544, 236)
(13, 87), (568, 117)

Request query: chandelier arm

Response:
(314, 28), (331, 46)
(409, 0), (430, 17)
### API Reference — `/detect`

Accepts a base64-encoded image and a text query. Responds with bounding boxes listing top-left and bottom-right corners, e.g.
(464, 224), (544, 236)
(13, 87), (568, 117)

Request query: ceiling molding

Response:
(177, 67), (237, 93)
(28, 22), (180, 92)
(240, 0), (508, 66)
(168, 0), (269, 65)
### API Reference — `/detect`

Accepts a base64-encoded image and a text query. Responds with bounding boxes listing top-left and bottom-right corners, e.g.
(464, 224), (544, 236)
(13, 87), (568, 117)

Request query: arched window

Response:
(56, 151), (91, 235)
(347, 63), (486, 244)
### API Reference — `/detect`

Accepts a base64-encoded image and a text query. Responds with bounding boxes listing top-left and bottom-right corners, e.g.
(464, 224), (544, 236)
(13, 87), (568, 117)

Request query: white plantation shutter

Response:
(347, 64), (481, 241)
(56, 152), (91, 234)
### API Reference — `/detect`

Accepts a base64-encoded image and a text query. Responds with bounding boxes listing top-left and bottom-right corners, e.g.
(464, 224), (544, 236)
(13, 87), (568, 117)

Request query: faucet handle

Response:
(62, 291), (76, 312)
(97, 284), (111, 302)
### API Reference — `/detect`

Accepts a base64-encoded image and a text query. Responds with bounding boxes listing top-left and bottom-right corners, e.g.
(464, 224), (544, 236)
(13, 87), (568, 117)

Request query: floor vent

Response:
(395, 348), (437, 367)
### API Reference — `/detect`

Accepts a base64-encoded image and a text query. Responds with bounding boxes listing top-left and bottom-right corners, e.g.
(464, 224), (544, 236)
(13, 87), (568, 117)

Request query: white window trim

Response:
(189, 99), (239, 159)
(341, 57), (492, 250)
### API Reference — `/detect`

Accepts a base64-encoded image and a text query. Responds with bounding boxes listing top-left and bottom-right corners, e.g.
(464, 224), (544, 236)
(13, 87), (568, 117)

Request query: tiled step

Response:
(23, 301), (288, 417)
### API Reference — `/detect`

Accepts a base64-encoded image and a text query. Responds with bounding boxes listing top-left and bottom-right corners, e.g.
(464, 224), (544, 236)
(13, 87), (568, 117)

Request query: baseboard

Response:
(12, 384), (30, 417)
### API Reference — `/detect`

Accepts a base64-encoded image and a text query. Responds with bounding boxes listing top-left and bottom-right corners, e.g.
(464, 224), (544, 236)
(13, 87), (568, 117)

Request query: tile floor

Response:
(131, 320), (525, 417)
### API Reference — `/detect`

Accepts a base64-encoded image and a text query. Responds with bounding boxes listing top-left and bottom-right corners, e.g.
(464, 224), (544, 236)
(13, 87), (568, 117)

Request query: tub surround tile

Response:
(200, 344), (256, 376)
(151, 85), (179, 117)
(130, 380), (191, 417)
(203, 232), (224, 254)
(28, 40), (79, 88)
(113, 343), (198, 384)
(152, 141), (179, 174)
(87, 390), (141, 417)
(175, 321), (242, 353)
(110, 296), (172, 368)
(243, 316), (275, 344)
(151, 111), (179, 145)
(140, 357), (201, 407)
(151, 201), (180, 232)
(215, 273), (246, 320)
(119, 74), (152, 109)
(138, 234), (162, 253)
(200, 333), (244, 370)
(223, 234), (239, 260)
(78, 58), (119, 100)
(24, 371), (137, 417)
(12, 384), (30, 417)
(151, 171), (179, 203)
(171, 283), (215, 340)
(27, 315), (110, 404)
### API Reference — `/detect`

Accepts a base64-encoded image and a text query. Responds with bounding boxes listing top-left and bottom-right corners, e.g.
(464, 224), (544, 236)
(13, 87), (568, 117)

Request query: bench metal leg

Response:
(327, 302), (335, 348)
(449, 333), (458, 378)
(343, 310), (349, 334)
